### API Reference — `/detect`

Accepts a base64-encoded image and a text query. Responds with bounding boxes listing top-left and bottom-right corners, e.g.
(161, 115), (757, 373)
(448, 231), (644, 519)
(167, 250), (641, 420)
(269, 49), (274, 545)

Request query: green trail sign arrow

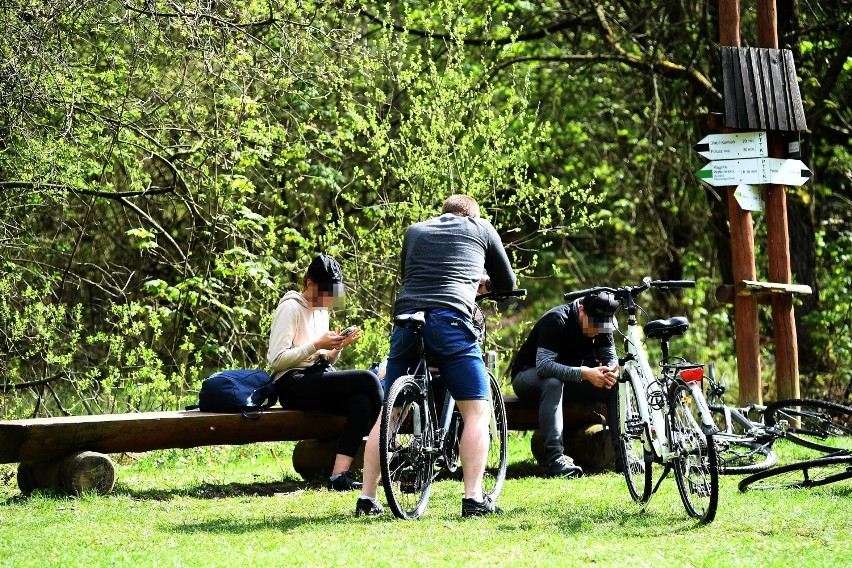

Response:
(695, 158), (812, 187)
(694, 131), (768, 160)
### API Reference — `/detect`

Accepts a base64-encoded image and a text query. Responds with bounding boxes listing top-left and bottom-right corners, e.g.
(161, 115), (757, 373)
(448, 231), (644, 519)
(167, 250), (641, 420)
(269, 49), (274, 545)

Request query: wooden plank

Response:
(721, 48), (739, 128)
(750, 48), (768, 129)
(734, 280), (812, 296)
(783, 50), (807, 130)
(0, 398), (607, 465)
(734, 48), (750, 127)
(770, 49), (790, 131)
(743, 48), (760, 129)
(502, 395), (608, 431)
(0, 409), (346, 464)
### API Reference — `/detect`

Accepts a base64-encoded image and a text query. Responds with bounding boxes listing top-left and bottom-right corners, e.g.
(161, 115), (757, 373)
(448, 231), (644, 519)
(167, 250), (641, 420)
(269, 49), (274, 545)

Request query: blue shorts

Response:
(384, 308), (488, 401)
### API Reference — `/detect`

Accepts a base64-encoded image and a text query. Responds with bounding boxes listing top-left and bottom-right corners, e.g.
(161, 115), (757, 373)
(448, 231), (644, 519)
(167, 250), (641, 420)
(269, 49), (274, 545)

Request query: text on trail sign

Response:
(695, 158), (812, 187)
(693, 131), (768, 160)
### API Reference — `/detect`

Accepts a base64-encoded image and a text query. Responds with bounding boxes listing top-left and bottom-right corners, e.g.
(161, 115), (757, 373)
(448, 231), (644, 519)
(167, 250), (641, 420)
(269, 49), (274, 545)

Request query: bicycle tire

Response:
(380, 375), (434, 519)
(617, 367), (653, 503)
(482, 372), (508, 500)
(668, 380), (719, 523)
(446, 373), (508, 500)
(764, 398), (852, 453)
(714, 437), (779, 474)
(738, 454), (852, 491)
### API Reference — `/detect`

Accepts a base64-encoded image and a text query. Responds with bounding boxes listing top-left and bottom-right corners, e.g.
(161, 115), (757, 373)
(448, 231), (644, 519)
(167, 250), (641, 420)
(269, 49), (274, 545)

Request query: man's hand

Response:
(581, 365), (619, 389)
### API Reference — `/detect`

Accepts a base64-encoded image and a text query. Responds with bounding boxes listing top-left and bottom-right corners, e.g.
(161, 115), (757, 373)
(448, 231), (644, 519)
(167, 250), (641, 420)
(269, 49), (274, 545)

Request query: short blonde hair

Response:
(441, 194), (480, 218)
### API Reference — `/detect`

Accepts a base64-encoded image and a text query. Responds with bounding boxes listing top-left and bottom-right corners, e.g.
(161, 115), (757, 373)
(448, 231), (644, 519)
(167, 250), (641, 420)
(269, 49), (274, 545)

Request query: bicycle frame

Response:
(621, 314), (672, 460)
(404, 345), (456, 460)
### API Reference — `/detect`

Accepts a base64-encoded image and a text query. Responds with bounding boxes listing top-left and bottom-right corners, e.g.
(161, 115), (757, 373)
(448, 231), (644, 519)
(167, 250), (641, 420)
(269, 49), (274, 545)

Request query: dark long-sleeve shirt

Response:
(511, 301), (617, 382)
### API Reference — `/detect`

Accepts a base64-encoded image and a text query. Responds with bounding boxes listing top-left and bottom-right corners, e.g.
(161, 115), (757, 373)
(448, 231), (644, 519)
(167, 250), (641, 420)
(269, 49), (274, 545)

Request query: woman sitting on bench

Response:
(267, 253), (382, 491)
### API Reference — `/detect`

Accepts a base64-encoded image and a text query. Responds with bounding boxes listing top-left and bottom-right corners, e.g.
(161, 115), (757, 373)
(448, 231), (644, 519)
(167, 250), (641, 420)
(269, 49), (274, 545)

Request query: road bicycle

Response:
(379, 289), (526, 519)
(708, 366), (852, 475)
(705, 366), (780, 474)
(737, 451), (852, 491)
(738, 399), (852, 491)
(565, 277), (719, 523)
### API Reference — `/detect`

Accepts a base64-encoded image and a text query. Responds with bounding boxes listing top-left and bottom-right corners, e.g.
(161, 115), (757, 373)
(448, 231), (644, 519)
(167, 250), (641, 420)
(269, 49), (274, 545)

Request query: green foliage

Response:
(1, 1), (849, 415)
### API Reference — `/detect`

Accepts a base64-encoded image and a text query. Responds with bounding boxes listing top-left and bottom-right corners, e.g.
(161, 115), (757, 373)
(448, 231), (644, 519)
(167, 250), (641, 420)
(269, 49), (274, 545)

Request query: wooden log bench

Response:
(0, 396), (614, 495)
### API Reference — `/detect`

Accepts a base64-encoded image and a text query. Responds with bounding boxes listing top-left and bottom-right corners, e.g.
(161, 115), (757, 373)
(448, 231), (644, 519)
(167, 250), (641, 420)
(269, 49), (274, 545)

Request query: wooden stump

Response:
(18, 451), (115, 495)
(530, 424), (616, 473)
(291, 439), (365, 480)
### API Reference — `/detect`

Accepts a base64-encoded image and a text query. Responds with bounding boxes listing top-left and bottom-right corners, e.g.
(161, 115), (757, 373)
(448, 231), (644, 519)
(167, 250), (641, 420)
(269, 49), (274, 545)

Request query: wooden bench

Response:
(0, 397), (614, 495)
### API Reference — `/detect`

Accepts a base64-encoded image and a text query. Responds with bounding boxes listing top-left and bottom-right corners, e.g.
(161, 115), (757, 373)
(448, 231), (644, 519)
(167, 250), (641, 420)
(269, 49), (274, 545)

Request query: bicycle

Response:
(379, 289), (527, 519)
(705, 366), (781, 474)
(707, 366), (852, 475)
(738, 399), (852, 491)
(564, 277), (719, 523)
(737, 451), (852, 491)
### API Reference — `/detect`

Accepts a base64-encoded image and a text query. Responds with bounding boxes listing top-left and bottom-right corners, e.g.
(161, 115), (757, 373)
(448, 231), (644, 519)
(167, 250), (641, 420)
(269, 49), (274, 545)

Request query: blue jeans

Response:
(384, 308), (488, 401)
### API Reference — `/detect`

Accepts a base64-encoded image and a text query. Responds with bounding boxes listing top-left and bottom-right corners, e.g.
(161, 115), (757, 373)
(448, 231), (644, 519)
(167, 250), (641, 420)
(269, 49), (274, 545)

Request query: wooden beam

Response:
(734, 280), (813, 296)
(0, 409), (346, 464)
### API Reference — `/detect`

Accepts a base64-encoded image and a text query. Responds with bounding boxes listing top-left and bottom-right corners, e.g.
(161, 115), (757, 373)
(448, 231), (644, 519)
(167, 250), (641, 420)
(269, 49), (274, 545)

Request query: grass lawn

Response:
(0, 434), (849, 567)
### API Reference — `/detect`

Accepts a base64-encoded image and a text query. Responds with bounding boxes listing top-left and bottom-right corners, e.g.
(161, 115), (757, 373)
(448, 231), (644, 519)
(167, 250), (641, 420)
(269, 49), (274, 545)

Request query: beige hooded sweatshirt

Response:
(267, 291), (340, 379)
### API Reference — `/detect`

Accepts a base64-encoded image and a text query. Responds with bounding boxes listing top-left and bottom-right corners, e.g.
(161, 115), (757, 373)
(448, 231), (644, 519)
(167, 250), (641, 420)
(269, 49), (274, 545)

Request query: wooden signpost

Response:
(700, 0), (811, 405)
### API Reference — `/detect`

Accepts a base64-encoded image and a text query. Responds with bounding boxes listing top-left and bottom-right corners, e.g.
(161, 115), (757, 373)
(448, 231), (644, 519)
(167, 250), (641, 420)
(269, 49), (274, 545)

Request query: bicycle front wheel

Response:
(482, 372), (508, 500)
(380, 375), (434, 519)
(617, 368), (653, 503)
(715, 437), (778, 474)
(668, 381), (719, 523)
(738, 454), (852, 491)
(764, 399), (852, 453)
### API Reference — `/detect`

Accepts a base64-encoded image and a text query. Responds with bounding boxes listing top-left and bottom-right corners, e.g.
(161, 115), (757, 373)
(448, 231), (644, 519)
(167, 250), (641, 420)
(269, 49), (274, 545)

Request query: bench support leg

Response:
(18, 451), (115, 495)
(292, 439), (365, 480)
(530, 424), (616, 473)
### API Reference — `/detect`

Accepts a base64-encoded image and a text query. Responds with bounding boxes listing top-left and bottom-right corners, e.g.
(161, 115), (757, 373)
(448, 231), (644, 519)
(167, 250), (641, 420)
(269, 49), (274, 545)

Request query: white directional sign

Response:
(693, 131), (768, 160)
(695, 158), (811, 187)
(733, 184), (764, 212)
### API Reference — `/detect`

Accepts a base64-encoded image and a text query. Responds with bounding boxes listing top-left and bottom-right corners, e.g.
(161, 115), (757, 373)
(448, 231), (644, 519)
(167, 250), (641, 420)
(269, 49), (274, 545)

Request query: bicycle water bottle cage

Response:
(394, 312), (426, 330)
(643, 317), (689, 340)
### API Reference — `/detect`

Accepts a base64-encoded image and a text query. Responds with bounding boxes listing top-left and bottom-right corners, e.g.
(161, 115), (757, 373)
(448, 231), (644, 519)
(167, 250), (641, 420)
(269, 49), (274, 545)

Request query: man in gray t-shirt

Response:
(356, 195), (517, 518)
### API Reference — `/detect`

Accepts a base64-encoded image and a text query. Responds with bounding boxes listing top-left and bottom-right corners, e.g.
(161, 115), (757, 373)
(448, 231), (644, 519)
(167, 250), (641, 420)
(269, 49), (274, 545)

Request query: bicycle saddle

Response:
(644, 316), (689, 340)
(394, 311), (426, 330)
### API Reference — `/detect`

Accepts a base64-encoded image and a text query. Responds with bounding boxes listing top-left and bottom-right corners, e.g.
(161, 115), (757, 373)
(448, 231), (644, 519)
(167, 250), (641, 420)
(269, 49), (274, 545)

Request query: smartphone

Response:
(340, 326), (358, 337)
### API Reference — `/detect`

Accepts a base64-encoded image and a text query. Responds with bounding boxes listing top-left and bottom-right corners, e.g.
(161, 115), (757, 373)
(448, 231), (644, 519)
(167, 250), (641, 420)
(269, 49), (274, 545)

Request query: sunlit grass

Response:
(1, 435), (850, 567)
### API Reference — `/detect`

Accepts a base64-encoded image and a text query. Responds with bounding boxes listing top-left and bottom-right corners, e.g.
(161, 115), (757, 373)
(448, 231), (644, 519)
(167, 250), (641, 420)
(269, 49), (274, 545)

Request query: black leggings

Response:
(276, 368), (383, 458)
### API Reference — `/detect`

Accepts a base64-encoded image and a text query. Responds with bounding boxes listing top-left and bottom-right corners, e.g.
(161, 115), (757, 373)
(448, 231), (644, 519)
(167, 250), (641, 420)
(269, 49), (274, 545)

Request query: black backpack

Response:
(194, 369), (278, 418)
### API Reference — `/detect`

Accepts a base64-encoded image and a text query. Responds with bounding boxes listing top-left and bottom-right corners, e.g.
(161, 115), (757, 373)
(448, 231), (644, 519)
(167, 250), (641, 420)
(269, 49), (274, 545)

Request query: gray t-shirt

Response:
(393, 213), (516, 319)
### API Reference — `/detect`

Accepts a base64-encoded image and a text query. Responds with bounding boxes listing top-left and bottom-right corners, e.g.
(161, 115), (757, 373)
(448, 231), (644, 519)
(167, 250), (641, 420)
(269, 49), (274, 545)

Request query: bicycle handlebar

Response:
(476, 289), (527, 303)
(562, 279), (695, 302)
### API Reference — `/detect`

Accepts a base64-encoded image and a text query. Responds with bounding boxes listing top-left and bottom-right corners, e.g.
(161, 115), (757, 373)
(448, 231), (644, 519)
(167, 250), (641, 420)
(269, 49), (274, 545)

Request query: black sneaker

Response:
(328, 471), (363, 491)
(461, 495), (503, 517)
(355, 497), (384, 517)
(547, 455), (583, 478)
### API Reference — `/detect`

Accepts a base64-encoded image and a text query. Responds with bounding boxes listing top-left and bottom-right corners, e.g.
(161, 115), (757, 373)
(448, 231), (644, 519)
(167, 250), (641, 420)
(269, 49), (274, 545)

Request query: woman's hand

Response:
(338, 326), (362, 348)
(313, 327), (362, 352)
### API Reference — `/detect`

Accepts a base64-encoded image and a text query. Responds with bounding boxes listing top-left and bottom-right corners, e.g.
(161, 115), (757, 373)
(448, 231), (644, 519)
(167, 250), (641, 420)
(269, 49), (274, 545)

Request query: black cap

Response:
(580, 291), (619, 320)
(306, 254), (344, 295)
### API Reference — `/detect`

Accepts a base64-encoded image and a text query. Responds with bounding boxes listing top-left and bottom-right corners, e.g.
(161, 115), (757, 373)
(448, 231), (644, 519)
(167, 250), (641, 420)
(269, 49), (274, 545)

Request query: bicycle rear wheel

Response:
(738, 454), (852, 491)
(380, 375), (434, 519)
(447, 373), (508, 499)
(715, 437), (778, 474)
(668, 381), (718, 523)
(764, 399), (852, 453)
(482, 372), (508, 500)
(617, 368), (653, 503)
